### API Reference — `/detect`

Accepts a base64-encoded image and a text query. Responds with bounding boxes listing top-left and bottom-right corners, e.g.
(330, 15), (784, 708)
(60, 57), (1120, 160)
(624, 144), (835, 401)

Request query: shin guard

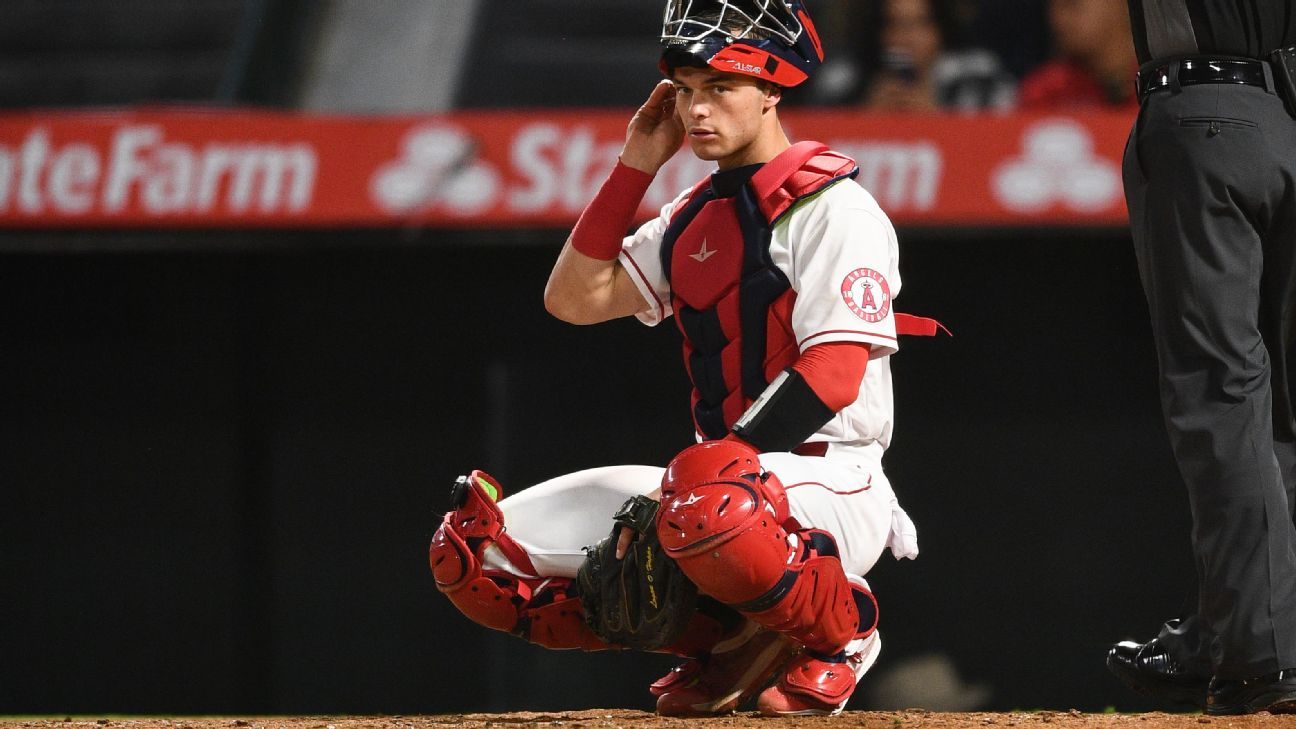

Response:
(429, 470), (607, 650)
(736, 530), (878, 655)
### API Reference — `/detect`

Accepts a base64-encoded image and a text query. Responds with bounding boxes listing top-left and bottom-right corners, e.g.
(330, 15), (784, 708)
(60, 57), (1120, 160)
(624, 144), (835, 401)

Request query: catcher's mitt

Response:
(577, 494), (699, 650)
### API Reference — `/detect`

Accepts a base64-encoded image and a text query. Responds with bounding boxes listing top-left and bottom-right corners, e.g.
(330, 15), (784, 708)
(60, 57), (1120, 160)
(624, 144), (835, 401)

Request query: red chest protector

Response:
(661, 141), (857, 440)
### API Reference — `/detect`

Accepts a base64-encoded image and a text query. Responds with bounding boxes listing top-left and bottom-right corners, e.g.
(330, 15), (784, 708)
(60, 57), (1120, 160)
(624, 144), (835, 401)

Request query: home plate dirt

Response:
(5, 712), (1295, 729)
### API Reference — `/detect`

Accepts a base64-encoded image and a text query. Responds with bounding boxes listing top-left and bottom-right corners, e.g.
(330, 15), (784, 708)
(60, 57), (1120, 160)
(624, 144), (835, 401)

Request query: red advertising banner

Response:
(0, 107), (1136, 229)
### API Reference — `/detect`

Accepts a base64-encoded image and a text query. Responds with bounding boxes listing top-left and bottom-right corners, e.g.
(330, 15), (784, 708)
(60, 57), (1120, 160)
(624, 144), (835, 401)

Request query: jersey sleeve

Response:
(618, 188), (688, 327)
(780, 181), (901, 358)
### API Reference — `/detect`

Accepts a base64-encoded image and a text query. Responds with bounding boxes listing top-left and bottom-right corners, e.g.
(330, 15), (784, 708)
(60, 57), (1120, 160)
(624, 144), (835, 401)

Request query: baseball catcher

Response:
(430, 0), (932, 716)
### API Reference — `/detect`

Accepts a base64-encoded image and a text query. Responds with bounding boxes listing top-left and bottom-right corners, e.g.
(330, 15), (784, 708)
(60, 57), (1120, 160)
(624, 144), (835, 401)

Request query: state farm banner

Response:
(0, 107), (1135, 229)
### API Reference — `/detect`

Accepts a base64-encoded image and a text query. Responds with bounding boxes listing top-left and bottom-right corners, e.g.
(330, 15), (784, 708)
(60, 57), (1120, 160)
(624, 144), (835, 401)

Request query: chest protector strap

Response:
(662, 142), (858, 440)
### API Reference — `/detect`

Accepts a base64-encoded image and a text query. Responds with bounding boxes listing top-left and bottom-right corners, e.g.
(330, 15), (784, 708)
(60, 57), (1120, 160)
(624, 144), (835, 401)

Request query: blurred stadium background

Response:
(0, 0), (1194, 717)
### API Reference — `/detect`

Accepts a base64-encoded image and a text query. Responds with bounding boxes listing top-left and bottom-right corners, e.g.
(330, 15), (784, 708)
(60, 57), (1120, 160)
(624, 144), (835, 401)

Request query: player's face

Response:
(671, 67), (780, 169)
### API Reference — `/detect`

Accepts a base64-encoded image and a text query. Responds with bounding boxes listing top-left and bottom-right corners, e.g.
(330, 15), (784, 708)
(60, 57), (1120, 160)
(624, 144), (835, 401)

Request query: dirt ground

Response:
(5, 711), (1296, 729)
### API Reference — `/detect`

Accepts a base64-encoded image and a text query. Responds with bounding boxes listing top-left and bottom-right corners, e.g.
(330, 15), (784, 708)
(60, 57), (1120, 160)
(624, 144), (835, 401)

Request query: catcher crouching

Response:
(429, 0), (927, 716)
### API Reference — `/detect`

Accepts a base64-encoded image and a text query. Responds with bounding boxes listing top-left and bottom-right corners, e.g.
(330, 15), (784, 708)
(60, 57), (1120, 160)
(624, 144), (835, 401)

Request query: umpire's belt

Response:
(1136, 57), (1271, 101)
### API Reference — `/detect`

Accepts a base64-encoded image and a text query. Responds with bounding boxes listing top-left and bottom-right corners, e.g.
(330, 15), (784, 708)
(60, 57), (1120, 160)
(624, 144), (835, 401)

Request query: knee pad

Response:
(429, 470), (606, 650)
(656, 441), (794, 606)
(656, 443), (873, 655)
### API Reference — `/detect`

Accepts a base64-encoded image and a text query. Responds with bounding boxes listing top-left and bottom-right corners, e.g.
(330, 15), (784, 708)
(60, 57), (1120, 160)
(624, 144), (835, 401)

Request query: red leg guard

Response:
(656, 442), (874, 656)
(739, 530), (877, 654)
(429, 470), (607, 650)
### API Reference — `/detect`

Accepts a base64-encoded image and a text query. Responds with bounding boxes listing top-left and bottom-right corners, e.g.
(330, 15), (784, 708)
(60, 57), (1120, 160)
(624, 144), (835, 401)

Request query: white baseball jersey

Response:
(619, 175), (902, 467)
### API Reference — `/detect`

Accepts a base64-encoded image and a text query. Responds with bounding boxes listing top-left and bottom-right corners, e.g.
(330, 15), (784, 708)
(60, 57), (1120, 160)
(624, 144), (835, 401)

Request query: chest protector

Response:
(661, 141), (857, 440)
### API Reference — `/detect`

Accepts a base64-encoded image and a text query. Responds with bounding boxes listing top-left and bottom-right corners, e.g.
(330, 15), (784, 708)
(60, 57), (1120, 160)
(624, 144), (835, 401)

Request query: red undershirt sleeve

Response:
(790, 341), (871, 412)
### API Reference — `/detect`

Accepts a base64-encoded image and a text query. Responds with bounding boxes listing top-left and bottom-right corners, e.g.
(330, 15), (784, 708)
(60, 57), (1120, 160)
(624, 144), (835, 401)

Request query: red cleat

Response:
(756, 630), (882, 716)
(652, 621), (800, 716)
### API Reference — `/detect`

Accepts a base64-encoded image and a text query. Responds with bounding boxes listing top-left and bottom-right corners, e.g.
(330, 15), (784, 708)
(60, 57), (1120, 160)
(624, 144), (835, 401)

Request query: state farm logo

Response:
(992, 120), (1121, 213)
(0, 125), (317, 216)
(368, 122), (713, 220)
(841, 268), (891, 323)
(369, 124), (499, 215)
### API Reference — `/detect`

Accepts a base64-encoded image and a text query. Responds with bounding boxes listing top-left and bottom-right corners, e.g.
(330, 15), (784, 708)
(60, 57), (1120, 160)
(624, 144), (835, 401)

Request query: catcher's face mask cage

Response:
(660, 0), (824, 87)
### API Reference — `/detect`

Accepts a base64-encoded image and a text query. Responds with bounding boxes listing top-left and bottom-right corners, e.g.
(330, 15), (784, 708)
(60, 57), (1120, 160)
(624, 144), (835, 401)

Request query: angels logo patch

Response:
(841, 268), (891, 323)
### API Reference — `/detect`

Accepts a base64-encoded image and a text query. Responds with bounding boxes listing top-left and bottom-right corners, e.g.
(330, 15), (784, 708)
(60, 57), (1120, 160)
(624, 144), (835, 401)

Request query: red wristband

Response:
(570, 161), (654, 261)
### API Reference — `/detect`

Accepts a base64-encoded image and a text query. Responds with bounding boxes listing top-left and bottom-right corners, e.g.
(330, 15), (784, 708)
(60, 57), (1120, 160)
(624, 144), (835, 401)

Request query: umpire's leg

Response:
(1126, 82), (1296, 679)
(1261, 156), (1296, 526)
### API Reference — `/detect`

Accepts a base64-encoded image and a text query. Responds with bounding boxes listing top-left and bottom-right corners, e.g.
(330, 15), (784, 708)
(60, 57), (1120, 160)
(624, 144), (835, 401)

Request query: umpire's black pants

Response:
(1125, 76), (1296, 679)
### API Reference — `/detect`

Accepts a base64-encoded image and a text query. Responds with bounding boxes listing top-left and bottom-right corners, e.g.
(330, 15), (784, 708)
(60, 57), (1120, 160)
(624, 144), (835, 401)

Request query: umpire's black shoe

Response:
(1206, 669), (1296, 715)
(1106, 639), (1208, 708)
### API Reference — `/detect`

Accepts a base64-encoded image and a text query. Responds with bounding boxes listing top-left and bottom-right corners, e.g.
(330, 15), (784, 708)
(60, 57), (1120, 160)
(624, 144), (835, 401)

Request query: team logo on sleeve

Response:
(840, 268), (891, 323)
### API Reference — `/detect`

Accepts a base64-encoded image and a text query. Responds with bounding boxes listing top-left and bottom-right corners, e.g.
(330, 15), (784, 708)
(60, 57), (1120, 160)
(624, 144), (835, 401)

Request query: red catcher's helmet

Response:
(659, 0), (825, 88)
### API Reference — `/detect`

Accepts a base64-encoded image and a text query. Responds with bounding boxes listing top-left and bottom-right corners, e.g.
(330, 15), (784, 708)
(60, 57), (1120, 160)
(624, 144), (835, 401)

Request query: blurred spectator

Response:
(1018, 0), (1137, 109)
(862, 0), (1015, 112)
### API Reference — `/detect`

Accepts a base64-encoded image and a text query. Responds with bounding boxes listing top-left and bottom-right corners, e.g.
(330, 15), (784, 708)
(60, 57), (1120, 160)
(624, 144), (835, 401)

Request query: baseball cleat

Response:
(653, 621), (800, 716)
(756, 630), (881, 716)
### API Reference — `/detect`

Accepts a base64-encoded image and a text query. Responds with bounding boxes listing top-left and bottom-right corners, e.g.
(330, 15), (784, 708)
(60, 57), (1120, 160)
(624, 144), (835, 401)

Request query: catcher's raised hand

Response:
(620, 80), (684, 175)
